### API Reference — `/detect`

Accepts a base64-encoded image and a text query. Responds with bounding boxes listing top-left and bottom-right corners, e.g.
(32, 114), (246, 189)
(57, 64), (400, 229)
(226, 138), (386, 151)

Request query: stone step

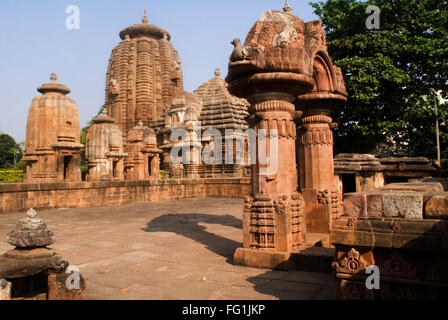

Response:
(304, 232), (331, 248)
(289, 233), (335, 274)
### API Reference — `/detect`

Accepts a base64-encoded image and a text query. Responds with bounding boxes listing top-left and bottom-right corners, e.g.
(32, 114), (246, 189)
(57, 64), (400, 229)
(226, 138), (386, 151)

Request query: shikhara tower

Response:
(104, 12), (184, 141)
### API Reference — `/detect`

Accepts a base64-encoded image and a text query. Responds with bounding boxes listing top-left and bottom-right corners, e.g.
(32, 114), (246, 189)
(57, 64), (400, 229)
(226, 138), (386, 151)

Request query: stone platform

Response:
(0, 198), (334, 300)
(234, 233), (334, 273)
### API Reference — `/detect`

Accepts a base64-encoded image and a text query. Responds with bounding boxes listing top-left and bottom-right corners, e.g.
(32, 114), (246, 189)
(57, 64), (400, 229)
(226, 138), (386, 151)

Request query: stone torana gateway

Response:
(3, 2), (446, 300)
(227, 6), (347, 268)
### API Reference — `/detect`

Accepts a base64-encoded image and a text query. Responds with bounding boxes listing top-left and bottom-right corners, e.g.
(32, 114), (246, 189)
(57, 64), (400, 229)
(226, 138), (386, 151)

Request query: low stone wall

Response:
(330, 181), (448, 299)
(0, 178), (251, 214)
(342, 182), (448, 220)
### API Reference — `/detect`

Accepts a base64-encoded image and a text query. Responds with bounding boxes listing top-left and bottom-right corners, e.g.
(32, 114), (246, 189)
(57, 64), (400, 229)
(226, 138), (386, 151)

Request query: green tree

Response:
(0, 133), (22, 169)
(311, 0), (448, 158)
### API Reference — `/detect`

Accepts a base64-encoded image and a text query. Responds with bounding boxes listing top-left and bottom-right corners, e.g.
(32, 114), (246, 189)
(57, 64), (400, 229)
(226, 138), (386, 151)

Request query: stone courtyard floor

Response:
(0, 198), (335, 300)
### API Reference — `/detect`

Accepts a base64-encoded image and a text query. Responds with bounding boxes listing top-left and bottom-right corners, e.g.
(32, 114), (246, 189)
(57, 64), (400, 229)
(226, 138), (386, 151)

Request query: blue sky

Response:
(0, 0), (318, 142)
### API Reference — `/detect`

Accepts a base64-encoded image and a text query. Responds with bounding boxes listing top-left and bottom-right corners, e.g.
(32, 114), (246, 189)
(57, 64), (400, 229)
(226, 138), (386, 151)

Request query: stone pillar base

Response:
(233, 247), (292, 270)
(234, 245), (335, 273)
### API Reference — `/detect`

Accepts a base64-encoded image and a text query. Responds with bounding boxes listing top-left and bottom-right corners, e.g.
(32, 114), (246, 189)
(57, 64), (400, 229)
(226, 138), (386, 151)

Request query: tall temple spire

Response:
(283, 0), (292, 13)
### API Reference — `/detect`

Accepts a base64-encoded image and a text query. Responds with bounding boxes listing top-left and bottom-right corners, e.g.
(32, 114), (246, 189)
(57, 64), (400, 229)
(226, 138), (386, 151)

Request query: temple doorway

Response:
(148, 156), (153, 178)
(342, 174), (356, 193)
(112, 160), (118, 179)
(63, 156), (72, 181)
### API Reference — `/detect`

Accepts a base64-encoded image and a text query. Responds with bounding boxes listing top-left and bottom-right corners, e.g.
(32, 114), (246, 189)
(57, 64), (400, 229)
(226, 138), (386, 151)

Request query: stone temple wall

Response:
(0, 178), (250, 214)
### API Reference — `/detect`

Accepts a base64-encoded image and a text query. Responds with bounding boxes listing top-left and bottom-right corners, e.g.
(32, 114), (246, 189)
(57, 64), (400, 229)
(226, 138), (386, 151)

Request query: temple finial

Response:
(283, 0), (292, 13)
(26, 208), (37, 219)
(50, 73), (57, 82)
(214, 68), (221, 78)
(142, 6), (148, 23)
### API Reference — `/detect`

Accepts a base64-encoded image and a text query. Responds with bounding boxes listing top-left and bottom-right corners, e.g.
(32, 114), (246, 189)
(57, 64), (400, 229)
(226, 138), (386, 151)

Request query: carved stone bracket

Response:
(274, 195), (289, 215)
(334, 248), (368, 274)
(317, 189), (331, 205)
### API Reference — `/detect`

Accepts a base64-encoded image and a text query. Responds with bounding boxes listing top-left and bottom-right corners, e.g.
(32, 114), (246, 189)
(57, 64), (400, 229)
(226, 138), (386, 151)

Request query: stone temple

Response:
(92, 13), (252, 181)
(104, 12), (184, 138)
(3, 2), (447, 300)
(85, 109), (127, 181)
(22, 73), (83, 183)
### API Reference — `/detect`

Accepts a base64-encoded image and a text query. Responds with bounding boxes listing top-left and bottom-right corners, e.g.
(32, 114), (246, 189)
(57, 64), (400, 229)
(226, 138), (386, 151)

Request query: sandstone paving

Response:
(0, 198), (335, 300)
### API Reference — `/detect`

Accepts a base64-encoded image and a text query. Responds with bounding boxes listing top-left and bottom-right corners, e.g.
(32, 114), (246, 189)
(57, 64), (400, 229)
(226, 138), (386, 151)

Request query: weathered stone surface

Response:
(425, 195), (448, 219)
(47, 271), (86, 300)
(334, 153), (382, 173)
(382, 192), (423, 219)
(7, 209), (55, 248)
(343, 193), (366, 217)
(23, 73), (82, 183)
(422, 177), (448, 191)
(0, 250), (67, 279)
(366, 193), (382, 217)
(0, 279), (11, 300)
(380, 182), (443, 192)
(379, 157), (437, 181)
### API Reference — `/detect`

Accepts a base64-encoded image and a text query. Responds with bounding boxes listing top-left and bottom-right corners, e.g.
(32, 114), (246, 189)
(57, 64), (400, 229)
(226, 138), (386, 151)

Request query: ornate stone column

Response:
(297, 94), (346, 233)
(248, 92), (297, 197)
(233, 89), (308, 268)
(226, 4), (315, 267)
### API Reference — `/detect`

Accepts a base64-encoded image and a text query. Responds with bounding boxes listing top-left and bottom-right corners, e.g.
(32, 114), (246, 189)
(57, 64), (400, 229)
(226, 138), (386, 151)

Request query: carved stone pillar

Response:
(298, 113), (334, 191)
(297, 93), (346, 233)
(233, 91), (306, 268)
(248, 92), (297, 197)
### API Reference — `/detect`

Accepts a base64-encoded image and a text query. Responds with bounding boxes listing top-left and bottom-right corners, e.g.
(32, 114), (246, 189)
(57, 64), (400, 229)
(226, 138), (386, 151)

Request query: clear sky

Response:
(0, 0), (318, 142)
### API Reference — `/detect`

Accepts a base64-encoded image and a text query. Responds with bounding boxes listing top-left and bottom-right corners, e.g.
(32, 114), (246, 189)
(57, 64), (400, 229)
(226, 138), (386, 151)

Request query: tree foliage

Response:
(311, 0), (448, 158)
(0, 133), (23, 169)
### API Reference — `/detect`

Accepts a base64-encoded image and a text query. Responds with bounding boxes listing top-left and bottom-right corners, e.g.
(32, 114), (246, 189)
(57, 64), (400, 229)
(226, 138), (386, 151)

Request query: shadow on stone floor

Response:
(244, 269), (336, 300)
(143, 213), (242, 264)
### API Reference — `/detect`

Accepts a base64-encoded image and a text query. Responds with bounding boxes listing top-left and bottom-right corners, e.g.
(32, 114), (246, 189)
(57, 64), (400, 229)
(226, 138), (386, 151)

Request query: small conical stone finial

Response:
(137, 120), (144, 127)
(50, 73), (57, 82)
(214, 68), (221, 78)
(283, 0), (292, 12)
(27, 208), (37, 219)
